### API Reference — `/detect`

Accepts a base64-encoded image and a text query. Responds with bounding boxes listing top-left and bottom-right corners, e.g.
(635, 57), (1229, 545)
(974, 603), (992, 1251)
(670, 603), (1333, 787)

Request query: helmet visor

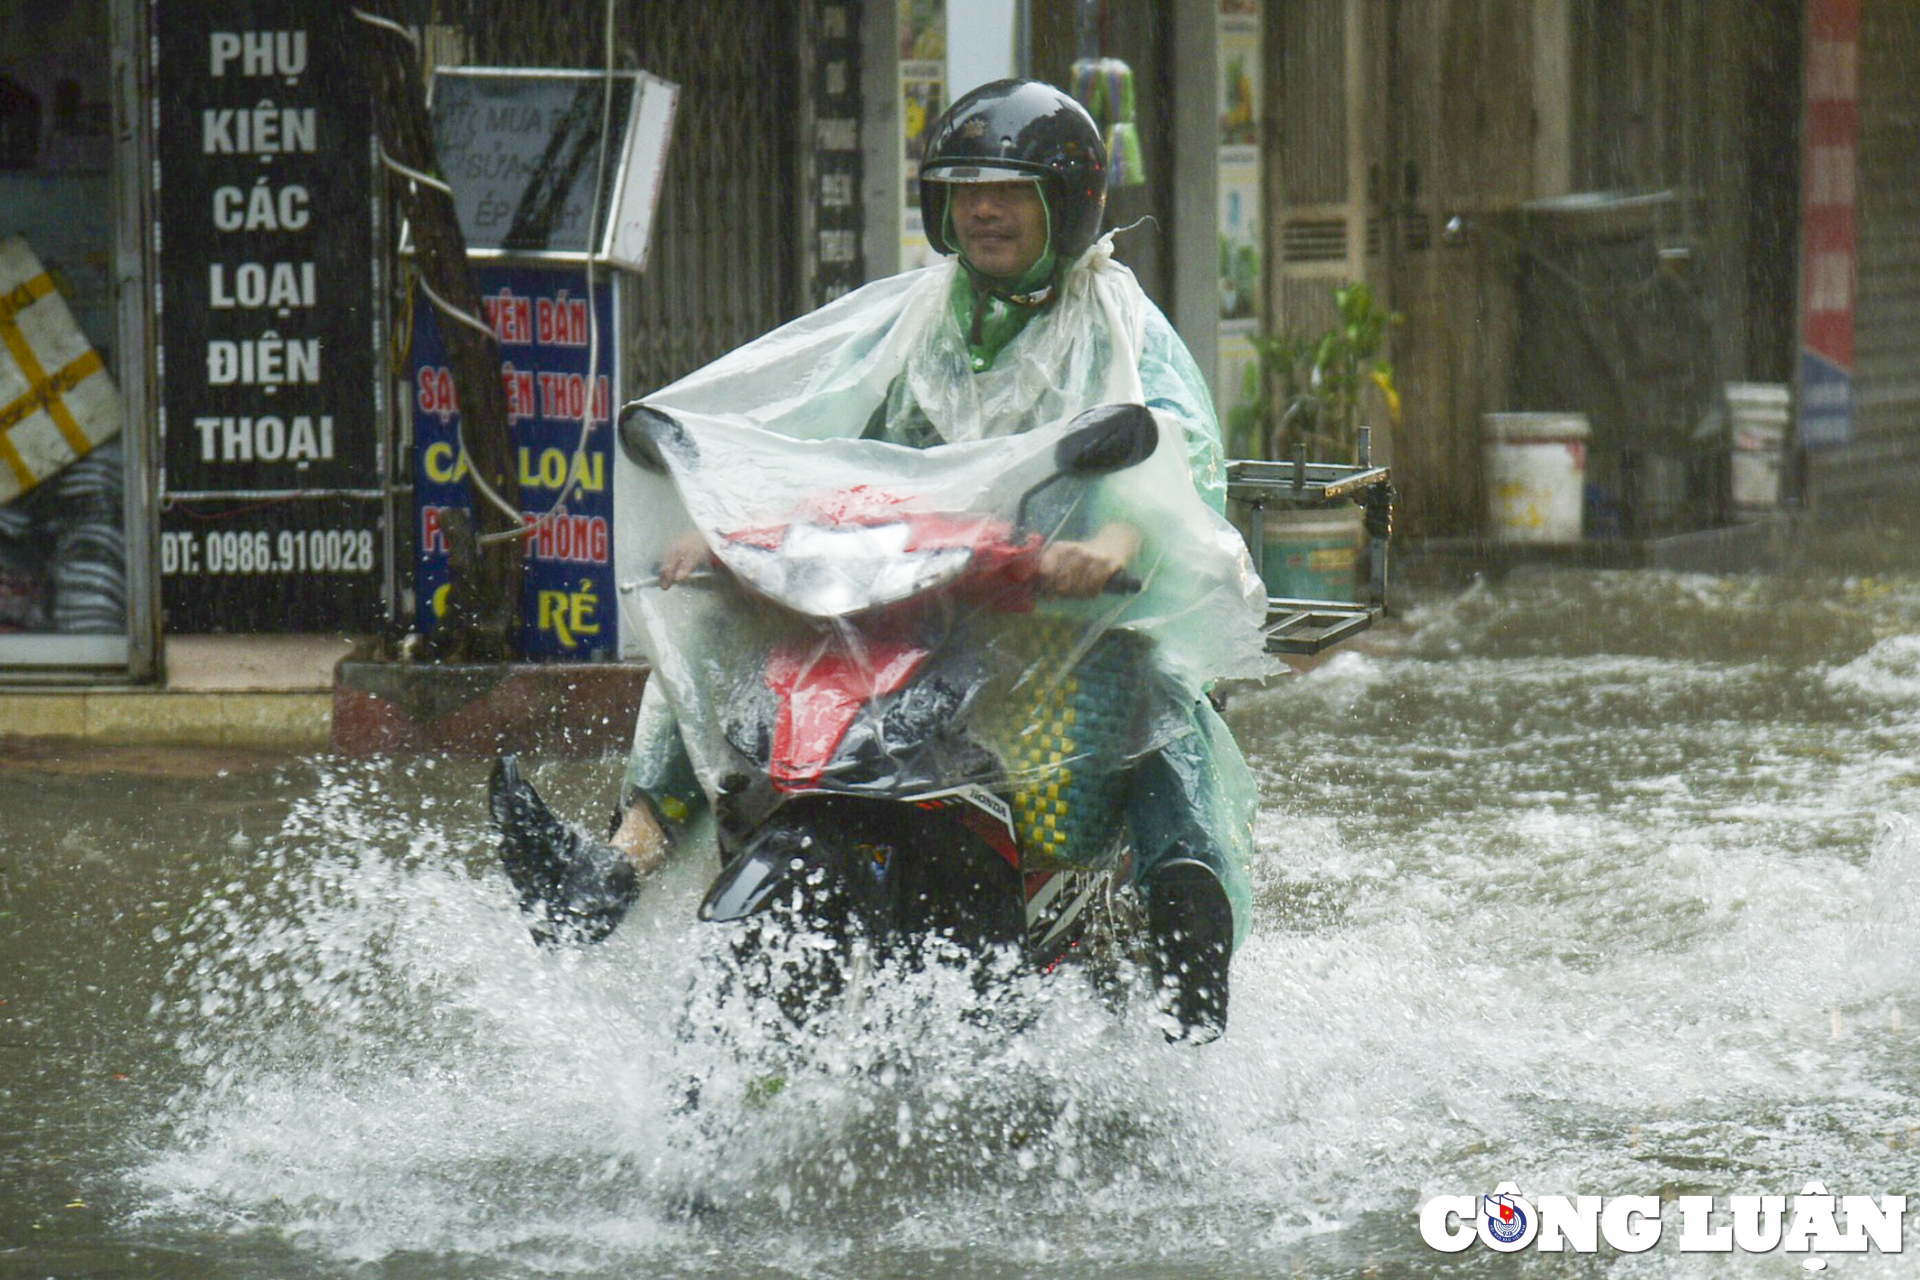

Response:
(922, 163), (1040, 184)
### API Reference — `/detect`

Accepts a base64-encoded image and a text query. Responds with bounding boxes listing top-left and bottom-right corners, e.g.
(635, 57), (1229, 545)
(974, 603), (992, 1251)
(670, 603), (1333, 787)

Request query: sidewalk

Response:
(0, 516), (1801, 754)
(0, 635), (354, 749)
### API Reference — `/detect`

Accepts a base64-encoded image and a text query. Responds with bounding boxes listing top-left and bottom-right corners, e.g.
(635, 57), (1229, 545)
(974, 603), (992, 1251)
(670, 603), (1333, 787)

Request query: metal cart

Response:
(1227, 432), (1392, 657)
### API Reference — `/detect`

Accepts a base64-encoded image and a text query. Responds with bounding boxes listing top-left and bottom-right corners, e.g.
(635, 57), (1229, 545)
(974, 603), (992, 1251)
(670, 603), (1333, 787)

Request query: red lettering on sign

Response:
(421, 504), (447, 554)
(415, 365), (457, 421)
(483, 289), (533, 345)
(502, 364), (537, 423)
(519, 513), (610, 565)
(536, 294), (590, 348)
(536, 372), (611, 422)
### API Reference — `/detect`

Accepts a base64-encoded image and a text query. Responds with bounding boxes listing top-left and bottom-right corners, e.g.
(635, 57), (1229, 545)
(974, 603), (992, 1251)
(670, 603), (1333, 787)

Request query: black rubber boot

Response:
(1143, 856), (1232, 1044)
(490, 755), (639, 946)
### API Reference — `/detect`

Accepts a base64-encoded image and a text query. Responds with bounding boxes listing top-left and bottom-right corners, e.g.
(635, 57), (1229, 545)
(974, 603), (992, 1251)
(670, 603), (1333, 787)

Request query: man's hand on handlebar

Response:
(1040, 521), (1141, 598)
(657, 531), (712, 589)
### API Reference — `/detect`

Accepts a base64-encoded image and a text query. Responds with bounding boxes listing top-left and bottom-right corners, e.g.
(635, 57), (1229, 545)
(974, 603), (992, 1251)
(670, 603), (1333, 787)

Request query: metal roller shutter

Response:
(447, 0), (803, 396)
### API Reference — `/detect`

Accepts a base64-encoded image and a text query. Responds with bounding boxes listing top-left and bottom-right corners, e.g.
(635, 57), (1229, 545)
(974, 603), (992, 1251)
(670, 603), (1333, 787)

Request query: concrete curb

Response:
(0, 688), (333, 748)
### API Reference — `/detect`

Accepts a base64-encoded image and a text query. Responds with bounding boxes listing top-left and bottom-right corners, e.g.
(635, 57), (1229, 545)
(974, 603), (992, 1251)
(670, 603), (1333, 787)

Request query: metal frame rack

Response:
(1226, 439), (1392, 656)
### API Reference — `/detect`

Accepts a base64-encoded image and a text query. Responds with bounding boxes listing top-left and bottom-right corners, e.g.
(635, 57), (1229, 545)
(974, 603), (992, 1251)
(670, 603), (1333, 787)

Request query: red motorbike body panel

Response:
(765, 641), (929, 789)
(740, 487), (1077, 904)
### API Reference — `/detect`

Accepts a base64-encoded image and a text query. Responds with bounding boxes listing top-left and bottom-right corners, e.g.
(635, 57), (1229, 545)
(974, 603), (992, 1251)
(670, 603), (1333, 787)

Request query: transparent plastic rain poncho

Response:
(612, 238), (1272, 939)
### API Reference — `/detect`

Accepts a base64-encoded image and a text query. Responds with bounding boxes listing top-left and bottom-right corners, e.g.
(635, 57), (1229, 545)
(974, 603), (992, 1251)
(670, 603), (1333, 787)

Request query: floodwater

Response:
(9, 534), (1920, 1278)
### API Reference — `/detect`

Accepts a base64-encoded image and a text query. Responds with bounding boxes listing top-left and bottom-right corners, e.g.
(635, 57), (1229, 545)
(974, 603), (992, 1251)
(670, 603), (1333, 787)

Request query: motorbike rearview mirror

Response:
(618, 403), (694, 473)
(1016, 404), (1159, 532)
(1055, 404), (1158, 476)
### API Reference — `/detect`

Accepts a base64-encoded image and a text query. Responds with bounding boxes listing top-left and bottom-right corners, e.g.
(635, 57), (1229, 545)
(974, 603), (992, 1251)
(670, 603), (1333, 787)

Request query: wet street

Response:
(8, 532), (1920, 1278)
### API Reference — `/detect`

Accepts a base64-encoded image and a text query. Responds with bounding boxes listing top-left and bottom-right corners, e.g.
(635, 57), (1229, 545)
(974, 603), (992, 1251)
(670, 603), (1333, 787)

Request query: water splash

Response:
(133, 762), (1293, 1274)
(117, 566), (1920, 1276)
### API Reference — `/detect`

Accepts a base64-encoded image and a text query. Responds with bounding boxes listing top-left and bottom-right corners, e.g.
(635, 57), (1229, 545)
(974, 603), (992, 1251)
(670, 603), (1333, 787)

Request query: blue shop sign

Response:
(409, 264), (619, 658)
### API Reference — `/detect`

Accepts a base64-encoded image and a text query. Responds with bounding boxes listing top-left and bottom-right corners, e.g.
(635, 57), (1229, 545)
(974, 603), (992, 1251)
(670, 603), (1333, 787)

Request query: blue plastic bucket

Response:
(1258, 509), (1361, 600)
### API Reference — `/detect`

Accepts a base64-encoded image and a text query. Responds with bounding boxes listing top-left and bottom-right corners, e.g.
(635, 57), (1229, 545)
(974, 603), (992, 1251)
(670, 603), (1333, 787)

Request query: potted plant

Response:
(1224, 282), (1402, 599)
(1226, 281), (1401, 464)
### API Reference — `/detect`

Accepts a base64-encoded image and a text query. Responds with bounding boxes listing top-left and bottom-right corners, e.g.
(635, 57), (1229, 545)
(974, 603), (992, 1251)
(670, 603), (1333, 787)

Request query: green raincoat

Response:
(613, 234), (1269, 945)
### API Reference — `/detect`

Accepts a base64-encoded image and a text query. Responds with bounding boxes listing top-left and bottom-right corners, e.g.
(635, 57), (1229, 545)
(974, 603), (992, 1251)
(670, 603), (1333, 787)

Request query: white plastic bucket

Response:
(1724, 381), (1790, 424)
(1483, 413), (1588, 543)
(1731, 421), (1785, 509)
(1725, 382), (1789, 512)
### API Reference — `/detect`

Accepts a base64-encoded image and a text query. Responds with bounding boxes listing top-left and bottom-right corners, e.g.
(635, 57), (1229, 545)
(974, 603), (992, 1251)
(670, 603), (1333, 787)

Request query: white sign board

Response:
(421, 67), (679, 272)
(607, 73), (677, 273)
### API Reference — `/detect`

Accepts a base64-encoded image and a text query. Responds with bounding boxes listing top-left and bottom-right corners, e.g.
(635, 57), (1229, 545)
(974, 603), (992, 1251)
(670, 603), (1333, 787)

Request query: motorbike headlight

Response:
(723, 523), (971, 617)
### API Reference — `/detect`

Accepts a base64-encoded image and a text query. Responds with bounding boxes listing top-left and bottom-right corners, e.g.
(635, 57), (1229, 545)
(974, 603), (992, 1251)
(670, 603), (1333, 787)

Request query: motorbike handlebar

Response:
(662, 564), (1135, 593)
(651, 548), (1140, 596)
(650, 566), (716, 588)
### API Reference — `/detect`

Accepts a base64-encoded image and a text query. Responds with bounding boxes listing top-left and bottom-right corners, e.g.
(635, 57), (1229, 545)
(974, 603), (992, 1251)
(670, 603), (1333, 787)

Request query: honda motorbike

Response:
(492, 398), (1266, 1032)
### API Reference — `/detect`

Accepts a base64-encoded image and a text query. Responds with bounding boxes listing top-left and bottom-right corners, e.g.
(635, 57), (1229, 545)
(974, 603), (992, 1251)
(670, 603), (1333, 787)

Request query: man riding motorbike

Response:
(495, 80), (1258, 1043)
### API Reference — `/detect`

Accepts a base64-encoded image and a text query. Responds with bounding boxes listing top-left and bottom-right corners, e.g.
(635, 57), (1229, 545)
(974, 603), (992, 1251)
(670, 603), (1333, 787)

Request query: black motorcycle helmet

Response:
(920, 79), (1109, 264)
